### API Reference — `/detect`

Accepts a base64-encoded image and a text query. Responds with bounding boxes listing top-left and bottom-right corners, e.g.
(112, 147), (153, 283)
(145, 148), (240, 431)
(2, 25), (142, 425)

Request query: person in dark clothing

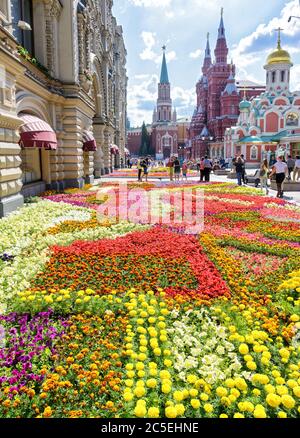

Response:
(235, 157), (244, 186)
(203, 155), (212, 182)
(240, 154), (246, 184)
(199, 157), (205, 182)
(174, 158), (181, 182)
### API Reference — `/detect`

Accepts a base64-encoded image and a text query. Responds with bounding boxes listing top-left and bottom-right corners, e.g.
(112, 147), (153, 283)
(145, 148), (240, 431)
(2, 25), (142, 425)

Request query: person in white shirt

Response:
(293, 155), (300, 182)
(270, 156), (288, 198)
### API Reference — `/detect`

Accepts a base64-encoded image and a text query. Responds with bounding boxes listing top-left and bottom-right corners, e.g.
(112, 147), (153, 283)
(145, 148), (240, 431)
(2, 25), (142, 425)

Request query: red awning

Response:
(110, 144), (119, 155)
(19, 113), (57, 150)
(83, 131), (97, 152)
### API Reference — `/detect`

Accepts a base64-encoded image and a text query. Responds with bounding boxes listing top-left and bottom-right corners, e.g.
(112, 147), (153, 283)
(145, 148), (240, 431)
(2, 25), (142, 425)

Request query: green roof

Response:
(160, 51), (169, 84)
(238, 136), (263, 143)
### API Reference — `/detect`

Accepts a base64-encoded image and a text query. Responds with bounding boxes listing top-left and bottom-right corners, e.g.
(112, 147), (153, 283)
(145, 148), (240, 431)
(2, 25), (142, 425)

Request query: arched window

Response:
(272, 71), (276, 83)
(281, 71), (285, 82)
(10, 0), (33, 53)
(250, 145), (258, 160)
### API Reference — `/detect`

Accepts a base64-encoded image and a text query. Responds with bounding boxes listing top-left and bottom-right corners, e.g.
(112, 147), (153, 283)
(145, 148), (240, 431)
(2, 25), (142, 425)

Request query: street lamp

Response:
(288, 15), (300, 22)
(1, 20), (32, 31)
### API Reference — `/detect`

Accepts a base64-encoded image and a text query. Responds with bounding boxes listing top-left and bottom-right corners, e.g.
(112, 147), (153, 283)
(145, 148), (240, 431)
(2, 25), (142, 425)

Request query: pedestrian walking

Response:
(234, 157), (244, 186)
(199, 157), (205, 182)
(167, 157), (174, 182)
(240, 154), (246, 184)
(142, 159), (148, 182)
(293, 155), (300, 182)
(259, 159), (269, 195)
(271, 156), (288, 198)
(174, 157), (181, 182)
(182, 161), (188, 182)
(286, 155), (295, 180)
(137, 157), (143, 181)
(203, 156), (212, 182)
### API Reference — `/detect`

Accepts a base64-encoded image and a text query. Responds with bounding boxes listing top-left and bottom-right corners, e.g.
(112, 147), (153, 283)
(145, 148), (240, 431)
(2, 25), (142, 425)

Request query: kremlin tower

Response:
(151, 46), (178, 159)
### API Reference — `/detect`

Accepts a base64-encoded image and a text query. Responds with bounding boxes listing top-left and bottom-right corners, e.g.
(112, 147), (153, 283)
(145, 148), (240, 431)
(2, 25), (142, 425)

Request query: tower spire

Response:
(160, 45), (169, 84)
(205, 32), (211, 58)
(214, 7), (228, 64)
(218, 6), (225, 39)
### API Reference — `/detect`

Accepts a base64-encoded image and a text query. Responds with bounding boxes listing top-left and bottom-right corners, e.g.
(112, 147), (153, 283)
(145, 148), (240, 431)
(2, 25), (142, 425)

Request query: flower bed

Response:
(0, 182), (300, 418)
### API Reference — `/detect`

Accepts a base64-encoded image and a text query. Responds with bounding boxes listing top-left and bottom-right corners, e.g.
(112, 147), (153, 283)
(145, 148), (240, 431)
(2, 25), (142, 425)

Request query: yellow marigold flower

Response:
(137, 370), (145, 378)
(233, 413), (244, 418)
(276, 385), (288, 396)
(164, 359), (172, 367)
(292, 386), (300, 397)
(253, 405), (267, 418)
(190, 399), (200, 409)
(235, 378), (247, 391)
(266, 393), (281, 408)
(165, 406), (177, 418)
(162, 384), (171, 394)
(216, 387), (228, 397)
(149, 368), (158, 377)
(239, 343), (249, 355)
(43, 407), (52, 418)
(160, 370), (171, 379)
(203, 403), (213, 413)
(230, 388), (240, 398)
(123, 392), (134, 402)
(246, 361), (257, 371)
(173, 391), (184, 402)
(136, 362), (144, 370)
(175, 404), (185, 416)
(253, 389), (261, 397)
(134, 405), (147, 417)
(281, 395), (295, 409)
(134, 386), (146, 398)
(224, 378), (235, 388)
(290, 314), (299, 322)
(146, 379), (157, 388)
(219, 414), (228, 418)
(148, 407), (159, 418)
(264, 384), (276, 394)
(272, 370), (281, 378)
(279, 348), (290, 359)
(186, 374), (197, 384)
(190, 389), (198, 397)
(125, 379), (134, 387)
(200, 393), (209, 401)
(277, 411), (287, 418)
(287, 380), (297, 389)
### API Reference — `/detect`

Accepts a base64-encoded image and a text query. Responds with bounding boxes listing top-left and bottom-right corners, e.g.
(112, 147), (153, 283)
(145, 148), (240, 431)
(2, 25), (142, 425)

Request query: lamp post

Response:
(201, 135), (214, 156)
(288, 15), (300, 22)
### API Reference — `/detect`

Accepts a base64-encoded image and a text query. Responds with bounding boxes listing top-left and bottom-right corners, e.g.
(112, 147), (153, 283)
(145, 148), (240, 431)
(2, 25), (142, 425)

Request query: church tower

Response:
(214, 7), (228, 64)
(156, 46), (173, 122)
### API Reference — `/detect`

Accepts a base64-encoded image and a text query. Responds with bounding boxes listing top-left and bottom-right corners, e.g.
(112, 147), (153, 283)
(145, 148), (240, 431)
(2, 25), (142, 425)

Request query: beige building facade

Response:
(0, 0), (127, 217)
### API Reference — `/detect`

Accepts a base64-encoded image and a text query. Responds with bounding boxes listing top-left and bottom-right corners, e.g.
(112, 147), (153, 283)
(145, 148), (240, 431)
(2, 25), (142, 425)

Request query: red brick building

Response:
(189, 9), (265, 160)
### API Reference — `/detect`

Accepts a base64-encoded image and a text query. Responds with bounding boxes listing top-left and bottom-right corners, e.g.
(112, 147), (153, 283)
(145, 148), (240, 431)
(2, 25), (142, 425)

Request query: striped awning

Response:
(83, 131), (97, 152)
(19, 113), (57, 150)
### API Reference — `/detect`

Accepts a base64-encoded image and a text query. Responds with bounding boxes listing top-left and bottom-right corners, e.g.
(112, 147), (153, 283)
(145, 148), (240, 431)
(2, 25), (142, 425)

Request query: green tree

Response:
(139, 121), (150, 156)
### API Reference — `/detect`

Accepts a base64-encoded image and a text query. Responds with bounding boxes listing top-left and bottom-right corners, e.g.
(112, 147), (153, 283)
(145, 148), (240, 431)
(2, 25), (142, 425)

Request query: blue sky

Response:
(112, 0), (300, 127)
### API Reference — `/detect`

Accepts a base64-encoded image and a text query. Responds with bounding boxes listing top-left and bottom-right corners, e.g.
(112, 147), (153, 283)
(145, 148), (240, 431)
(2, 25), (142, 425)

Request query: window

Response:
(250, 146), (258, 160)
(20, 148), (42, 184)
(10, 0), (33, 54)
(281, 71), (285, 82)
(272, 71), (276, 83)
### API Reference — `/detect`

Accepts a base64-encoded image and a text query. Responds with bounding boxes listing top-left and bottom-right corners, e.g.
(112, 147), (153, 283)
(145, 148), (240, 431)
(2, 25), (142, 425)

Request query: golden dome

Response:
(266, 30), (292, 66)
(266, 48), (292, 66)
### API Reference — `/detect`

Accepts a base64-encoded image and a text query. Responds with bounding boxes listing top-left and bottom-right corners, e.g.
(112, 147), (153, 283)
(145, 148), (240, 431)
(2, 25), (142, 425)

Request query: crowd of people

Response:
(232, 154), (300, 198)
(130, 153), (300, 198)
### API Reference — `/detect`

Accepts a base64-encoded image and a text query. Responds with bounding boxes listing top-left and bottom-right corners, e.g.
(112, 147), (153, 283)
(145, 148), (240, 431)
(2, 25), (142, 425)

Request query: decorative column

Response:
(93, 121), (105, 177)
(61, 108), (84, 189)
(103, 127), (112, 174)
(44, 0), (62, 78)
(0, 66), (23, 216)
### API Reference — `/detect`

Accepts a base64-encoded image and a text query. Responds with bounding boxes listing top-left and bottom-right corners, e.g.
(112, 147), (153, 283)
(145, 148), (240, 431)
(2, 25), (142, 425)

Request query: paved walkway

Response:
(95, 172), (300, 205)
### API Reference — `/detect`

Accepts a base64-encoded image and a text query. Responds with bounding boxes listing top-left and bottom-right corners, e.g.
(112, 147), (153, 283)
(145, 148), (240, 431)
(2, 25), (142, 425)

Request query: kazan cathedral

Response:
(224, 30), (300, 167)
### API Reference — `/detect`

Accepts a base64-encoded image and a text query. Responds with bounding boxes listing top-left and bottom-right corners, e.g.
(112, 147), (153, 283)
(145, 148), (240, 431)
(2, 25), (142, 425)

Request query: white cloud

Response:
(189, 49), (202, 59)
(129, 0), (172, 8)
(139, 31), (177, 64)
